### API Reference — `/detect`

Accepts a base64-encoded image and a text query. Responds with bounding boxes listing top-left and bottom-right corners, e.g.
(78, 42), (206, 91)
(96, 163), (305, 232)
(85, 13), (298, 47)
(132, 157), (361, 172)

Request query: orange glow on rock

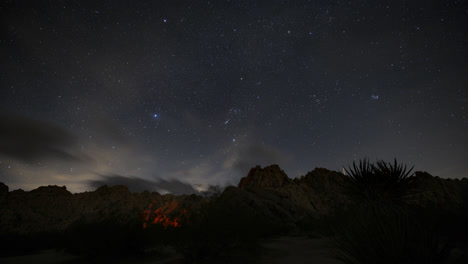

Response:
(142, 200), (190, 229)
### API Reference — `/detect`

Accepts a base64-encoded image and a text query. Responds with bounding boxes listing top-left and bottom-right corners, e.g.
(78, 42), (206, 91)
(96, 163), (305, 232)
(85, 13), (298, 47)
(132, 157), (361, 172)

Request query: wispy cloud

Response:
(89, 174), (197, 194)
(0, 114), (86, 163)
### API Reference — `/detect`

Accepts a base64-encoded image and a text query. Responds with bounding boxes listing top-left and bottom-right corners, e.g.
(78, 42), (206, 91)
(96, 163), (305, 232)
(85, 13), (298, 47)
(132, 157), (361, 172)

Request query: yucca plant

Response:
(343, 158), (415, 210)
(330, 159), (451, 264)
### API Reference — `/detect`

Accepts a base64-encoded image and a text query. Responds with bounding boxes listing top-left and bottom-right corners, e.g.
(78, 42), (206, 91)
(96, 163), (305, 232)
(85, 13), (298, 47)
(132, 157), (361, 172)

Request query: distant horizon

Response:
(2, 162), (465, 195)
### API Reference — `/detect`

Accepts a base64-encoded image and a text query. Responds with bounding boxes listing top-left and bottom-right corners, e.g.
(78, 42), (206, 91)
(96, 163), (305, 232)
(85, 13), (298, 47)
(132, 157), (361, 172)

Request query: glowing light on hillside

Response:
(142, 200), (190, 229)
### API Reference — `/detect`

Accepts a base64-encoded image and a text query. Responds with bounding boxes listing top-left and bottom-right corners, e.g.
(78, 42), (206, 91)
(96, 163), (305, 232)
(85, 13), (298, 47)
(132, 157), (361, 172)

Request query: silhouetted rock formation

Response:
(0, 184), (208, 234)
(238, 165), (348, 214)
(407, 171), (468, 210)
(239, 165), (291, 188)
(0, 165), (466, 235)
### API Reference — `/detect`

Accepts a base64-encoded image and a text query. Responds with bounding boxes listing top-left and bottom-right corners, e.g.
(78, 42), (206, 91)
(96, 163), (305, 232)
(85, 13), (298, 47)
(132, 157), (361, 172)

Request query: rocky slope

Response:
(1, 165), (467, 234)
(0, 183), (209, 234)
(234, 165), (349, 224)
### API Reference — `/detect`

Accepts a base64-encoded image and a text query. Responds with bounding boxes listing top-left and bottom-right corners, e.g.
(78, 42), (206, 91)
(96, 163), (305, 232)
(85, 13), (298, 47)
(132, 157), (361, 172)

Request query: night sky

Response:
(1, 1), (466, 193)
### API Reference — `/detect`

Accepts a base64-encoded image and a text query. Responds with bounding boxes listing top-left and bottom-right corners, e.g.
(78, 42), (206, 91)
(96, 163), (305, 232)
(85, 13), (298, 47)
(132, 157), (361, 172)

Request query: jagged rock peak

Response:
(238, 165), (291, 189)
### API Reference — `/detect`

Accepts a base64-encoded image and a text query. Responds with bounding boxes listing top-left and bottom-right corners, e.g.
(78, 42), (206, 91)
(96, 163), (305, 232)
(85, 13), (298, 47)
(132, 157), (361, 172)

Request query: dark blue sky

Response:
(1, 0), (466, 192)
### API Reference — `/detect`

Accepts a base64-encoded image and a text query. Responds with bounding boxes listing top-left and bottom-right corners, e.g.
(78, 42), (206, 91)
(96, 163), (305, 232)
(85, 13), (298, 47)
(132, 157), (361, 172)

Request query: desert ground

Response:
(0, 236), (340, 264)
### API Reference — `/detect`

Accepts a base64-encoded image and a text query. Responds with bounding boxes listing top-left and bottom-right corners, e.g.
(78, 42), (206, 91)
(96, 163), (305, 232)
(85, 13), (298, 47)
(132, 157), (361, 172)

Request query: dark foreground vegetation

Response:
(327, 159), (467, 264)
(0, 196), (284, 263)
(1, 159), (467, 263)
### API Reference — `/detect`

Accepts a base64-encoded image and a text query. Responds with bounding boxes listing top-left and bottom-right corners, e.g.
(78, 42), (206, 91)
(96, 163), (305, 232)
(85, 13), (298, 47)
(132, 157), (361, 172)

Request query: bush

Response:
(342, 159), (417, 210)
(331, 159), (452, 264)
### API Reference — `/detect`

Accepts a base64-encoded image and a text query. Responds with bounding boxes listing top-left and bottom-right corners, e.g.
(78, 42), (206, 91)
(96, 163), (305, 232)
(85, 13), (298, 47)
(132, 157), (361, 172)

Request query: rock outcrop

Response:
(238, 165), (349, 215)
(0, 184), (208, 234)
(239, 165), (291, 188)
(0, 165), (466, 235)
(407, 171), (468, 210)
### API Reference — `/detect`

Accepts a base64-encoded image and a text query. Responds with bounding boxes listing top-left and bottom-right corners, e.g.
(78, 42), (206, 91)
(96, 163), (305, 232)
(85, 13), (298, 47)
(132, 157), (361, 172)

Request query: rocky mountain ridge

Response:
(1, 165), (467, 234)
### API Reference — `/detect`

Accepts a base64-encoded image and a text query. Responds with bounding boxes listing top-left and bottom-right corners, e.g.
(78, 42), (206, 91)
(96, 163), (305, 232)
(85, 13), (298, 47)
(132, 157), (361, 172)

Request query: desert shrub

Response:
(330, 159), (452, 264)
(342, 159), (416, 211)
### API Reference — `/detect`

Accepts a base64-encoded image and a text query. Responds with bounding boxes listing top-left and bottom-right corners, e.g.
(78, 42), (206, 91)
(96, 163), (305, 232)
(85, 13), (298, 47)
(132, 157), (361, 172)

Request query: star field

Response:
(0, 1), (466, 192)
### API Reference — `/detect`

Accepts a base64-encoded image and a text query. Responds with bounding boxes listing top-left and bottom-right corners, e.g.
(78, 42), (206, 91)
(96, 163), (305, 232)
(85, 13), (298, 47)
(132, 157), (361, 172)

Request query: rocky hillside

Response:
(0, 183), (209, 234)
(1, 165), (467, 234)
(236, 165), (349, 219)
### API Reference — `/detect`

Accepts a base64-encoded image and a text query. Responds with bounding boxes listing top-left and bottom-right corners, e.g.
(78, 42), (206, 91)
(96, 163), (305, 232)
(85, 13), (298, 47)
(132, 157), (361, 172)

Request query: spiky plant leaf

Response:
(342, 159), (416, 210)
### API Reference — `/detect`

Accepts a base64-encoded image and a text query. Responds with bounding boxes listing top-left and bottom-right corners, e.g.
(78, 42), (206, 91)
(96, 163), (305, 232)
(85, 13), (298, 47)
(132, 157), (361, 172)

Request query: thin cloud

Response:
(89, 174), (197, 195)
(0, 114), (83, 163)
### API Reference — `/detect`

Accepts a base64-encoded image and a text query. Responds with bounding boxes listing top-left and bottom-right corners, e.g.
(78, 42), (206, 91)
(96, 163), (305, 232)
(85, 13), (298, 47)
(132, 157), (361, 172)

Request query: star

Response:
(2, 1), (466, 192)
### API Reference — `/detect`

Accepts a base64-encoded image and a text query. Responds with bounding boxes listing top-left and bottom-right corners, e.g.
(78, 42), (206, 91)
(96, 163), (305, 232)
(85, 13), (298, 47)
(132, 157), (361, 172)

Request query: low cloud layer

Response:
(0, 114), (82, 163)
(89, 174), (197, 195)
(0, 114), (294, 194)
